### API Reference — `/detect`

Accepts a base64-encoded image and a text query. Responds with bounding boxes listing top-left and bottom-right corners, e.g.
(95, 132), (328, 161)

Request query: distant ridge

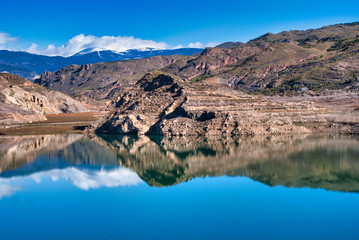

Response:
(0, 48), (204, 80)
(215, 42), (243, 49)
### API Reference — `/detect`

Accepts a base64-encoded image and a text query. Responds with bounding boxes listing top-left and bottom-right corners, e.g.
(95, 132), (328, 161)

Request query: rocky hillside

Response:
(0, 73), (88, 127)
(162, 22), (359, 94)
(163, 46), (261, 79)
(36, 55), (184, 102)
(88, 71), (359, 136)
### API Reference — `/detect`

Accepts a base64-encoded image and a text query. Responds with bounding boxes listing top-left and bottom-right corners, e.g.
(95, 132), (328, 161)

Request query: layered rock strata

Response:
(89, 72), (357, 136)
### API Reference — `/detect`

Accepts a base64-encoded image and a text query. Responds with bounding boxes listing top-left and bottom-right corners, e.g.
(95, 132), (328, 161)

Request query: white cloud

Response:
(0, 32), (17, 47)
(27, 34), (170, 57)
(0, 166), (143, 199)
(27, 43), (38, 52)
(0, 31), (215, 57)
(173, 41), (219, 49)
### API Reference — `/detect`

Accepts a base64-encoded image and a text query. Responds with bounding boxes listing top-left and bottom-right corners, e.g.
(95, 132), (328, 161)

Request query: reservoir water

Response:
(0, 134), (358, 240)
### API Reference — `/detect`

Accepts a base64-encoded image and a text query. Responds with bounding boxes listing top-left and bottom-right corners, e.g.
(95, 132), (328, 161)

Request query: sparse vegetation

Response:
(191, 74), (215, 82)
(160, 22), (359, 96)
(328, 38), (359, 51)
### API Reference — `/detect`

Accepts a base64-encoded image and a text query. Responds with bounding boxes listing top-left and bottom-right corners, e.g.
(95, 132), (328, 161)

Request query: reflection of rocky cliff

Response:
(1, 134), (358, 192)
(95, 134), (359, 192)
(43, 135), (118, 166)
(0, 134), (117, 174)
(0, 134), (82, 173)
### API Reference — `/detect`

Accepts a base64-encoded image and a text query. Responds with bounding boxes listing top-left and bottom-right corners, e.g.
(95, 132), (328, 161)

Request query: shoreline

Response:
(0, 112), (107, 136)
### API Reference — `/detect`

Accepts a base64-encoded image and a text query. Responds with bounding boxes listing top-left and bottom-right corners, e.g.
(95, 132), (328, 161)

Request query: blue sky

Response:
(0, 0), (358, 56)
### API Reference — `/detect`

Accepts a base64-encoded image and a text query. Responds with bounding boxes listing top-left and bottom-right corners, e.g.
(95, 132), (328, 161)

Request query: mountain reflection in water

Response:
(0, 134), (358, 196)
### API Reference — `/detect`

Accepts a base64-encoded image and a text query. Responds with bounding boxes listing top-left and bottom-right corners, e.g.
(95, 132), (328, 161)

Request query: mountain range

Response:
(38, 22), (359, 102)
(162, 22), (359, 94)
(1, 21), (358, 135)
(0, 47), (203, 80)
(88, 22), (359, 136)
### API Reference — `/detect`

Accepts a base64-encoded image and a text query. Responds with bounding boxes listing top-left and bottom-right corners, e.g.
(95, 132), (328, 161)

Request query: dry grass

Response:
(38, 112), (99, 123)
(0, 112), (107, 136)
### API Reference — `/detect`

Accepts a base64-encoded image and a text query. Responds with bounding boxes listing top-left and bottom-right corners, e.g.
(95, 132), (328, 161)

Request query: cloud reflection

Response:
(0, 167), (143, 198)
(0, 183), (20, 199)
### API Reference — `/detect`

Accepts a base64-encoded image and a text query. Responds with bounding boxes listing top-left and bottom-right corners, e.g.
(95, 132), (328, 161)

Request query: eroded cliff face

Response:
(0, 73), (88, 127)
(89, 71), (358, 136)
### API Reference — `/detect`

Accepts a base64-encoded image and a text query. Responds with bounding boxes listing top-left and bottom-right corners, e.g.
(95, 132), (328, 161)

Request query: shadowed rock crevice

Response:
(196, 111), (216, 122)
(138, 73), (175, 91)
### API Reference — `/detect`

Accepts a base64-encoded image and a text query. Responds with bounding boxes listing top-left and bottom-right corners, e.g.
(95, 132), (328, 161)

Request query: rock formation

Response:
(89, 71), (358, 136)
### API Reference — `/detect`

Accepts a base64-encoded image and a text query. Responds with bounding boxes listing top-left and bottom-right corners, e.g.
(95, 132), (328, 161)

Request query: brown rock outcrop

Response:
(89, 71), (352, 136)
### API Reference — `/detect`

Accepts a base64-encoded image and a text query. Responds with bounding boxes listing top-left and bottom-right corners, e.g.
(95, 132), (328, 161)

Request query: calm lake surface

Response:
(0, 134), (358, 240)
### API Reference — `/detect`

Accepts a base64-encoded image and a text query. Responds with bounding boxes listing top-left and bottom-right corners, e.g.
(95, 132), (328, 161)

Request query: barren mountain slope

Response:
(36, 55), (184, 101)
(0, 73), (88, 127)
(162, 22), (359, 94)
